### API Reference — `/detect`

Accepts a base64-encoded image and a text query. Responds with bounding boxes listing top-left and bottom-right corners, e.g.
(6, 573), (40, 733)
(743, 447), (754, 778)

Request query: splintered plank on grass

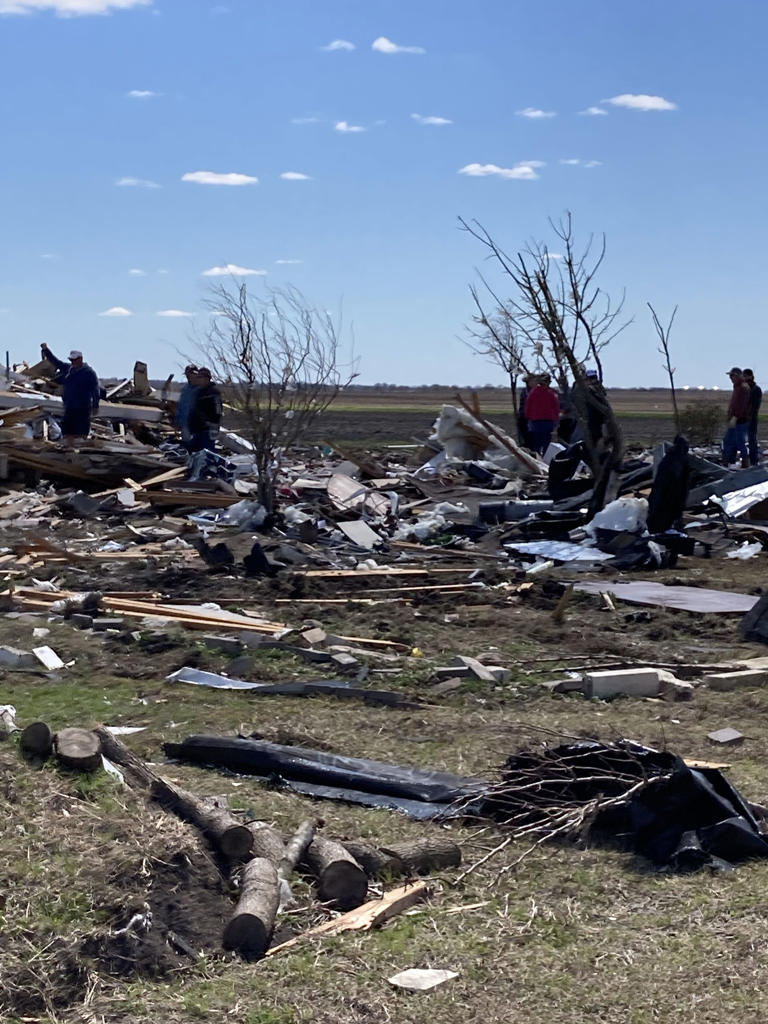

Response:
(265, 881), (429, 956)
(575, 580), (758, 614)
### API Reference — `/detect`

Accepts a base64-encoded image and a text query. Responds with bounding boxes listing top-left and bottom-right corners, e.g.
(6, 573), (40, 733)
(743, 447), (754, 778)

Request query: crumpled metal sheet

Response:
(711, 480), (768, 518)
(506, 540), (614, 562)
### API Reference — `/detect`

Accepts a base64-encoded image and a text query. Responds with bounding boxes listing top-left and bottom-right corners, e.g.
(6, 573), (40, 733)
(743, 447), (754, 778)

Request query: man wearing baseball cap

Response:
(723, 366), (751, 467)
(40, 343), (101, 446)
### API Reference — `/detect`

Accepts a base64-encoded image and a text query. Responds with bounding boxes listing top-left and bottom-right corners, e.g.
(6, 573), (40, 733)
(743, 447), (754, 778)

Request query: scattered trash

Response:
(387, 968), (459, 992)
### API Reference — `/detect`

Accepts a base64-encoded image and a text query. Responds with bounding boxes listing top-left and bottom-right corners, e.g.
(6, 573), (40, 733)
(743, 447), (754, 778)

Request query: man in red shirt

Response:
(723, 366), (751, 467)
(524, 373), (560, 455)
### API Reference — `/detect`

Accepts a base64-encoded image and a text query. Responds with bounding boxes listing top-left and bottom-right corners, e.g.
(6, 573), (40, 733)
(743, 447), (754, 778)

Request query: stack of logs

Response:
(19, 722), (461, 960)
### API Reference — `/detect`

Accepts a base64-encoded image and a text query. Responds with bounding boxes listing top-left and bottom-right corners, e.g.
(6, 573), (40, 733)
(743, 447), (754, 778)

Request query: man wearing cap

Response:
(40, 344), (101, 446)
(723, 367), (751, 467)
(187, 367), (223, 452)
(743, 368), (762, 466)
(175, 364), (199, 448)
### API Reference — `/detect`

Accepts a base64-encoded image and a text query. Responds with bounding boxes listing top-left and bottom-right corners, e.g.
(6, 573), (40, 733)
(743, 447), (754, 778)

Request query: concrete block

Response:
(227, 655), (255, 677)
(434, 665), (471, 679)
(331, 652), (360, 674)
(92, 618), (126, 632)
(238, 630), (271, 649)
(449, 655), (498, 683)
(584, 667), (661, 699)
(203, 634), (242, 656)
(707, 727), (744, 746)
(0, 645), (37, 669)
(300, 627), (327, 647)
(660, 679), (695, 701)
(487, 666), (511, 684)
(430, 677), (465, 696)
(33, 646), (65, 671)
(70, 613), (93, 630)
(704, 669), (768, 692)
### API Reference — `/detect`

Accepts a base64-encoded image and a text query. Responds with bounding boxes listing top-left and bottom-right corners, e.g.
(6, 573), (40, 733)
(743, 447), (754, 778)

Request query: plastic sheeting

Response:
(163, 735), (485, 817)
(506, 540), (614, 563)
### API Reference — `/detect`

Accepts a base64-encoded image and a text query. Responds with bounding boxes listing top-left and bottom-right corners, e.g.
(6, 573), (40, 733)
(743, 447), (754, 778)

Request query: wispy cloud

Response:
(559, 158), (602, 168)
(99, 306), (133, 317)
(322, 39), (354, 51)
(411, 113), (452, 126)
(40, 253), (57, 260)
(126, 89), (157, 99)
(182, 170), (258, 186)
(0, 1), (152, 13)
(157, 309), (193, 317)
(459, 161), (543, 181)
(275, 259), (303, 265)
(116, 176), (161, 188)
(516, 107), (556, 119)
(291, 116), (320, 125)
(280, 171), (312, 181)
(579, 105), (608, 116)
(605, 93), (677, 111)
(372, 36), (425, 55)
(546, 253), (563, 260)
(335, 120), (365, 133)
(128, 268), (146, 276)
(202, 264), (267, 277)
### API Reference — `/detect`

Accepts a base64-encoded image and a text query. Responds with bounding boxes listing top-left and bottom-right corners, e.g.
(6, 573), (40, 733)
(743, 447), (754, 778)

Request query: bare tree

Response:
(464, 296), (530, 415)
(648, 302), (680, 434)
(461, 213), (631, 513)
(194, 282), (358, 511)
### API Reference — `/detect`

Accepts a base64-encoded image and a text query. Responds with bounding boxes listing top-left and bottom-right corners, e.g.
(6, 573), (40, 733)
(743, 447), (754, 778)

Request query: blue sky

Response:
(0, 0), (766, 388)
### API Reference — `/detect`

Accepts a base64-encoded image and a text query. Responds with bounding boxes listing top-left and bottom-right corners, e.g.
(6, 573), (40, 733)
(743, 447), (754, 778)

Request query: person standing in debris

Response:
(187, 367), (223, 452)
(722, 366), (751, 467)
(743, 368), (762, 466)
(40, 343), (101, 446)
(176, 364), (199, 449)
(524, 373), (560, 456)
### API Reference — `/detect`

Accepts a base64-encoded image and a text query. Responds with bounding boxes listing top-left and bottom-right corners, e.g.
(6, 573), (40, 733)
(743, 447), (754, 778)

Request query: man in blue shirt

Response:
(40, 344), (101, 446)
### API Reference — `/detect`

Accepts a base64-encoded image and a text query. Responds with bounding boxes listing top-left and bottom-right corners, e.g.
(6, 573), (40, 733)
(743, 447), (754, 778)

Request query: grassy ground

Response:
(3, 544), (768, 1022)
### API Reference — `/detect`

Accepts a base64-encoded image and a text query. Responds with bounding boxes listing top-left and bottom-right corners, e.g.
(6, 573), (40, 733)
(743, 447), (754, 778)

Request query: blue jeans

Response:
(528, 420), (555, 456)
(748, 420), (760, 466)
(723, 423), (748, 465)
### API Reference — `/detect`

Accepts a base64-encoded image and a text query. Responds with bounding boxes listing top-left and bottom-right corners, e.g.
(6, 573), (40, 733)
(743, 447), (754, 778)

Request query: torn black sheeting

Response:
(482, 741), (768, 871)
(163, 735), (484, 817)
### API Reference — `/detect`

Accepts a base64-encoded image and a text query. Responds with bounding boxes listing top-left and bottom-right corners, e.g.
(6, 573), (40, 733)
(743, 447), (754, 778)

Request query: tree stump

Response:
(222, 857), (280, 959)
(54, 728), (102, 772)
(303, 835), (368, 910)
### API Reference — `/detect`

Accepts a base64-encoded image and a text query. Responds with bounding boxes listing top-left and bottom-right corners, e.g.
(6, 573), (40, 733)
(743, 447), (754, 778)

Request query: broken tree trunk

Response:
(54, 728), (102, 772)
(93, 727), (253, 862)
(246, 821), (286, 864)
(222, 857), (280, 959)
(303, 835), (368, 910)
(20, 721), (53, 758)
(278, 819), (318, 883)
(342, 836), (461, 878)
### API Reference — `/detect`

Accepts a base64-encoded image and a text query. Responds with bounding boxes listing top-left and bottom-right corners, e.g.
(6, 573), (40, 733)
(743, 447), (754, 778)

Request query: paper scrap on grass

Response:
(388, 968), (459, 991)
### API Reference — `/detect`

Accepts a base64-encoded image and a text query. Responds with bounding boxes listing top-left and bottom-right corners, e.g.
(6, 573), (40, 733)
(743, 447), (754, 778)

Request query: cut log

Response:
(20, 721), (53, 758)
(278, 818), (318, 883)
(54, 728), (102, 772)
(379, 837), (462, 875)
(93, 727), (253, 862)
(303, 835), (368, 910)
(222, 857), (280, 959)
(342, 836), (462, 878)
(246, 821), (286, 864)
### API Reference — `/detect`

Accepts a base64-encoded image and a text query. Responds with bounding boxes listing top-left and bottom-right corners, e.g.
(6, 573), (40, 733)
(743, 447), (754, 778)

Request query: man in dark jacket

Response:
(40, 343), (100, 446)
(743, 368), (762, 466)
(187, 367), (223, 452)
(722, 366), (751, 467)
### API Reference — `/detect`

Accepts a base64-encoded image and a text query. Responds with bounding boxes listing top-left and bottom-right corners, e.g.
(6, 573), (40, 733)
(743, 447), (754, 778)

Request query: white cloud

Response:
(584, 159), (602, 168)
(560, 158), (581, 166)
(459, 161), (542, 181)
(128, 268), (146, 276)
(579, 105), (608, 116)
(157, 268), (169, 274)
(182, 170), (258, 186)
(411, 113), (452, 126)
(516, 107), (556, 119)
(157, 309), (193, 317)
(559, 158), (602, 168)
(372, 36), (425, 55)
(99, 306), (132, 317)
(546, 253), (563, 260)
(275, 259), (303, 264)
(116, 176), (161, 188)
(335, 120), (365, 133)
(0, 0), (151, 13)
(202, 264), (267, 277)
(322, 39), (354, 51)
(605, 93), (677, 111)
(126, 89), (157, 99)
(291, 116), (320, 125)
(280, 171), (312, 180)
(40, 252), (56, 259)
